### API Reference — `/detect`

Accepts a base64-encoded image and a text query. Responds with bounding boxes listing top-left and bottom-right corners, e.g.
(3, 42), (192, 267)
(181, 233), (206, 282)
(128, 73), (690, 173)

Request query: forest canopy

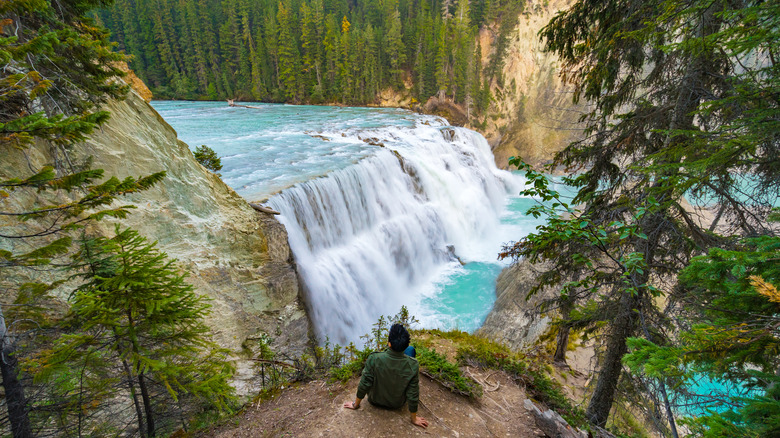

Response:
(95, 0), (522, 108)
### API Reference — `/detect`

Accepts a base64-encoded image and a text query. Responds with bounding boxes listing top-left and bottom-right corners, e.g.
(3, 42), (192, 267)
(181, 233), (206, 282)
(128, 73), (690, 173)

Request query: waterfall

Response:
(268, 119), (520, 344)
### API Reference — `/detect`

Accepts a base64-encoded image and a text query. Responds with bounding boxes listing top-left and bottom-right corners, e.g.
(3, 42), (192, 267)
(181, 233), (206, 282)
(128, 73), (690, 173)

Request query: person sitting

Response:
(343, 324), (429, 428)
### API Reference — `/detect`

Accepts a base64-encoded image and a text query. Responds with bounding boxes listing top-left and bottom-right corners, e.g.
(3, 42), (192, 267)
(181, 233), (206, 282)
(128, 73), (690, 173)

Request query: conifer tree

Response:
(434, 20), (449, 97)
(504, 0), (779, 431)
(624, 224), (780, 437)
(300, 2), (319, 97)
(338, 15), (353, 102)
(95, 0), (527, 104)
(277, 0), (302, 102)
(384, 8), (405, 88)
(32, 227), (235, 437)
(1, 0), (165, 435)
(323, 14), (340, 98)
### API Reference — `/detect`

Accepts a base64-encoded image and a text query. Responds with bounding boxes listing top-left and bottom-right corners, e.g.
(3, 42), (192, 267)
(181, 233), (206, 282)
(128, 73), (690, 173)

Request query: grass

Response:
(246, 309), (591, 431)
(416, 345), (482, 398)
(415, 328), (588, 428)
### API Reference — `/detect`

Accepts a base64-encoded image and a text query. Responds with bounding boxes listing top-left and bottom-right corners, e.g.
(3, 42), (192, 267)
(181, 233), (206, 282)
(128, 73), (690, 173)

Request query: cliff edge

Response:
(0, 87), (313, 395)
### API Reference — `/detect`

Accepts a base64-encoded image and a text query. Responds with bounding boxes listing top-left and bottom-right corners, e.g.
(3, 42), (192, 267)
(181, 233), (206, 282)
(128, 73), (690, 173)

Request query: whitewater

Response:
(153, 101), (545, 345)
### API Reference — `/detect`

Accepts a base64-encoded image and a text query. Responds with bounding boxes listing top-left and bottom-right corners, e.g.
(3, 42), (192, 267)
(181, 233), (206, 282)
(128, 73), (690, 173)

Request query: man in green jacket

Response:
(343, 324), (429, 428)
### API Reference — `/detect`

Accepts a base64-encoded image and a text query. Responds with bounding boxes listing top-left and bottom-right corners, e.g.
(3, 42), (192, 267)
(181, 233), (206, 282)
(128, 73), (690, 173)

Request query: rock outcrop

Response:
(476, 260), (557, 350)
(486, 0), (585, 170)
(0, 86), (313, 395)
(371, 0), (583, 168)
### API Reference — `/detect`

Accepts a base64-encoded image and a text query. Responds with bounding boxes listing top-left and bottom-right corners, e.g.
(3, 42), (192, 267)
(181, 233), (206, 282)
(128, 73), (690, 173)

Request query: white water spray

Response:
(268, 119), (520, 344)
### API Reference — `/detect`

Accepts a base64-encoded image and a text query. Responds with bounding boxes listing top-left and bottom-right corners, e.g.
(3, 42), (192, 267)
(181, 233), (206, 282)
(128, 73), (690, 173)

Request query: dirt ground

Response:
(205, 367), (544, 438)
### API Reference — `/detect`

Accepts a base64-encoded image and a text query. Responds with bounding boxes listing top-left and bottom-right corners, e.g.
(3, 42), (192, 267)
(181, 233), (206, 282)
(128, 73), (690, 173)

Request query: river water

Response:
(152, 101), (548, 344)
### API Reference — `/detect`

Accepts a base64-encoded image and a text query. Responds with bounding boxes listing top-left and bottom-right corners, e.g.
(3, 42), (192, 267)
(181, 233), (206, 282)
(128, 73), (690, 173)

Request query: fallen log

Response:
(249, 203), (281, 215)
(524, 399), (588, 438)
(227, 99), (264, 109)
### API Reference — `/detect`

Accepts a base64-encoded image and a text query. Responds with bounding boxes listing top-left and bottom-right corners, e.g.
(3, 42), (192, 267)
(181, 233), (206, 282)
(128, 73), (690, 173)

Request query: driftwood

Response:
(249, 203), (281, 215)
(524, 399), (588, 438)
(227, 99), (264, 109)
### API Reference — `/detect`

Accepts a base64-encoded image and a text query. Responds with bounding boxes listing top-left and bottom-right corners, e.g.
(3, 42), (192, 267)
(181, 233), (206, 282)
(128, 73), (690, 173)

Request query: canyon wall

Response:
(476, 260), (557, 350)
(0, 86), (312, 395)
(482, 0), (584, 169)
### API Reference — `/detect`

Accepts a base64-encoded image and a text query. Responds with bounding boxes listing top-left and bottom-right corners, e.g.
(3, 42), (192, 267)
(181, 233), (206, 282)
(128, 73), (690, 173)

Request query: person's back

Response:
(343, 324), (428, 428)
(358, 348), (419, 410)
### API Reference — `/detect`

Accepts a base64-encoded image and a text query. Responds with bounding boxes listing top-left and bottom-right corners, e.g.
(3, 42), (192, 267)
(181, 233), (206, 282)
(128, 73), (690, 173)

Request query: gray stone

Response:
(0, 91), (314, 395)
(476, 260), (556, 350)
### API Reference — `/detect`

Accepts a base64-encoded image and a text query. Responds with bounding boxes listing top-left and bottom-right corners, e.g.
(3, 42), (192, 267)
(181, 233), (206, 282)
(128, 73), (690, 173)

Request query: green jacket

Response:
(356, 348), (420, 413)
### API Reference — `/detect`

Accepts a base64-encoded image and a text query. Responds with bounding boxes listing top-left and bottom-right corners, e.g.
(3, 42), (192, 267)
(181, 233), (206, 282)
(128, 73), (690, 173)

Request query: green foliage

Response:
(1, 0), (165, 433)
(625, 232), (780, 437)
(504, 0), (779, 429)
(452, 333), (585, 427)
(193, 144), (223, 174)
(97, 0), (522, 118)
(28, 226), (236, 436)
(416, 346), (482, 398)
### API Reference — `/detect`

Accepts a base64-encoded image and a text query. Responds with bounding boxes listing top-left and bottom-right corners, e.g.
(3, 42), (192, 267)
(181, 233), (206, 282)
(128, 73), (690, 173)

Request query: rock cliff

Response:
(395, 0), (584, 169)
(476, 260), (557, 350)
(0, 87), (313, 395)
(485, 0), (585, 169)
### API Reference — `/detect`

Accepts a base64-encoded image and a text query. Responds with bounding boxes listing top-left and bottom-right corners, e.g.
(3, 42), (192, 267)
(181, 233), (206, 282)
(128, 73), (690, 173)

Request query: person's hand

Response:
(343, 400), (359, 410)
(412, 415), (429, 428)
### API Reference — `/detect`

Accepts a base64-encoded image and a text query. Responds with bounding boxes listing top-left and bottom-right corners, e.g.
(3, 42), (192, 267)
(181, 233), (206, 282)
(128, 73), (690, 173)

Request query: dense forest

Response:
(96, 0), (521, 109)
(3, 0), (779, 436)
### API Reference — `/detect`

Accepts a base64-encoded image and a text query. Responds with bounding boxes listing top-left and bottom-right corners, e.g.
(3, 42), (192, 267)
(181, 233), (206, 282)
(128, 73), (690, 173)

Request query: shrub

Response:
(194, 145), (223, 174)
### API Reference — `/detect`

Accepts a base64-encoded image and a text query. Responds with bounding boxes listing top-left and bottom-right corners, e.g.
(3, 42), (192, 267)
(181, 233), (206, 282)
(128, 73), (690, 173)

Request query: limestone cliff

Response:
(482, 0), (585, 169)
(476, 260), (557, 350)
(389, 0), (584, 169)
(0, 87), (313, 395)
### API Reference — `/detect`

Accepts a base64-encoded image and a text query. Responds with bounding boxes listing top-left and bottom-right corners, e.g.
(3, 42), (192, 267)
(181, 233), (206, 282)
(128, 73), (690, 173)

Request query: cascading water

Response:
(151, 101), (541, 346)
(267, 120), (520, 344)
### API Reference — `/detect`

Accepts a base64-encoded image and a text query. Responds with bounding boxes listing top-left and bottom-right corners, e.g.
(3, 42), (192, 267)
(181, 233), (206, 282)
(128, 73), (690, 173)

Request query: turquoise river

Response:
(152, 101), (561, 344)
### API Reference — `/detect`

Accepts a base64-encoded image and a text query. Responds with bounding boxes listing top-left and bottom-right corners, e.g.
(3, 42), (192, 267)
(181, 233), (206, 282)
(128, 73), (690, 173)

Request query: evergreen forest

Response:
(96, 0), (521, 110)
(2, 0), (778, 436)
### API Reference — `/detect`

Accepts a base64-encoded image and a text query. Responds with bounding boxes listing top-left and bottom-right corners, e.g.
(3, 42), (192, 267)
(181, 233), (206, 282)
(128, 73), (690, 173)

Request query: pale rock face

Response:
(476, 260), (556, 350)
(377, 0), (584, 168)
(0, 89), (313, 395)
(487, 0), (585, 170)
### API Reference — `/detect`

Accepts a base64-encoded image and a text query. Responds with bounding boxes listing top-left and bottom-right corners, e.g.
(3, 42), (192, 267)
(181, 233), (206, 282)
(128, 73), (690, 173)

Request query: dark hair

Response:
(388, 324), (410, 352)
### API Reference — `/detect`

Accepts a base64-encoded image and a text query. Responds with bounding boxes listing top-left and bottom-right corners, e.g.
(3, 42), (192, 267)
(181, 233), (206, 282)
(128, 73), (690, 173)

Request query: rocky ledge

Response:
(476, 260), (557, 351)
(0, 87), (313, 395)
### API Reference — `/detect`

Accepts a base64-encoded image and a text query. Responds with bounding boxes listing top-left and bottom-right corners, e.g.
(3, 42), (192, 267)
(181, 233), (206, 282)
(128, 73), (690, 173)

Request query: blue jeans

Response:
(404, 345), (416, 358)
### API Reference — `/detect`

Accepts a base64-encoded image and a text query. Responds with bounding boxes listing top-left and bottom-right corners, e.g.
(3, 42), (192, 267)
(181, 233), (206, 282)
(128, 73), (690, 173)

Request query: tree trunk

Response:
(553, 326), (570, 364)
(585, 291), (640, 426)
(554, 300), (573, 364)
(126, 310), (155, 436)
(0, 306), (33, 438)
(122, 358), (147, 438)
(138, 372), (155, 437)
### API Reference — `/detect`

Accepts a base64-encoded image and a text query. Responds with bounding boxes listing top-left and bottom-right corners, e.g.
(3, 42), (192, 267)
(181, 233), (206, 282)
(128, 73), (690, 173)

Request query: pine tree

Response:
(32, 227), (235, 437)
(338, 15), (354, 102)
(384, 8), (405, 88)
(624, 225), (780, 437)
(96, 0), (521, 105)
(300, 2), (319, 97)
(1, 0), (165, 434)
(434, 19), (450, 97)
(277, 0), (302, 102)
(323, 14), (340, 98)
(504, 0), (779, 431)
(263, 10), (281, 97)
